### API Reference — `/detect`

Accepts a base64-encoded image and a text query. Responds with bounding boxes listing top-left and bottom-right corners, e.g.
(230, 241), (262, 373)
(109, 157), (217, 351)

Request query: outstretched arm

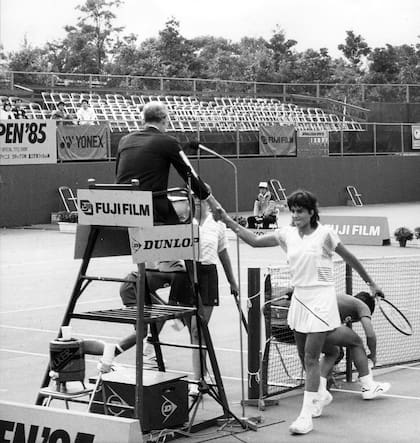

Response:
(216, 207), (279, 247)
(335, 243), (382, 296)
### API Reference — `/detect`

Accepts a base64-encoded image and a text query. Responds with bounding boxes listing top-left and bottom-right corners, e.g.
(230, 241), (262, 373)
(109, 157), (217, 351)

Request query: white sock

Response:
(299, 391), (318, 419)
(360, 373), (375, 389)
(318, 376), (328, 394)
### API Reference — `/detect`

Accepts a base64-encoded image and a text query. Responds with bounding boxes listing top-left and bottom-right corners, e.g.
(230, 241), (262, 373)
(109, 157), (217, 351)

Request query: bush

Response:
(57, 211), (78, 223)
(233, 215), (247, 227)
(393, 227), (413, 241)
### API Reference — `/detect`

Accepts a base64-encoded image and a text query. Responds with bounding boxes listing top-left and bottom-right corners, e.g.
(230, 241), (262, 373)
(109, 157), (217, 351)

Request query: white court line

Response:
(0, 297), (116, 315)
(0, 325), (246, 354)
(0, 349), (244, 382)
(331, 388), (420, 401)
(394, 365), (420, 371)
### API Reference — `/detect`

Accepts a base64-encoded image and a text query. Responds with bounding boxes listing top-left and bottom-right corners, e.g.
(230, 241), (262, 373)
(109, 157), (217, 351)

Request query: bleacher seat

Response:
(34, 91), (365, 133)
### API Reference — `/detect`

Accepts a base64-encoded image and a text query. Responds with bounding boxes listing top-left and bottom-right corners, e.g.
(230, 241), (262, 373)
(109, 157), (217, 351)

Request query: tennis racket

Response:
(375, 292), (413, 336)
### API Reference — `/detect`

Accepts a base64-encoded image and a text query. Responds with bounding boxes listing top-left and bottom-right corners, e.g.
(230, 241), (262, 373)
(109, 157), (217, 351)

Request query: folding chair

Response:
(269, 179), (288, 204)
(346, 185), (363, 207)
(59, 186), (79, 213)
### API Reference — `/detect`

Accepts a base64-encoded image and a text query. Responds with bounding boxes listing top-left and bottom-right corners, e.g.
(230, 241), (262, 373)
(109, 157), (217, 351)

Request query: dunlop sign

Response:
(320, 215), (390, 246)
(129, 224), (199, 263)
(77, 189), (153, 227)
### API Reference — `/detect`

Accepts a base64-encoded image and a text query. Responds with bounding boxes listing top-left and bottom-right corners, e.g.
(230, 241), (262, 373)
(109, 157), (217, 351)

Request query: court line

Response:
(332, 388), (420, 401)
(0, 325), (247, 354)
(0, 349), (244, 382)
(394, 365), (420, 371)
(0, 297), (116, 315)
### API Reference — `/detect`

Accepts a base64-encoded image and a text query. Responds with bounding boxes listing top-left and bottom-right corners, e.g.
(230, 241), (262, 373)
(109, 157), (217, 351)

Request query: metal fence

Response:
(3, 71), (420, 104)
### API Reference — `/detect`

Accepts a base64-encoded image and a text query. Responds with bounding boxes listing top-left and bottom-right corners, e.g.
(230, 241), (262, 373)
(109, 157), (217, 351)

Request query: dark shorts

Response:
(170, 262), (219, 306)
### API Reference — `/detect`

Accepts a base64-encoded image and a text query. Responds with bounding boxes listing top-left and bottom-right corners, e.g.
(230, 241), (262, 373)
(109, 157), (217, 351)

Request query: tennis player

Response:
(216, 189), (382, 435)
(314, 292), (390, 417)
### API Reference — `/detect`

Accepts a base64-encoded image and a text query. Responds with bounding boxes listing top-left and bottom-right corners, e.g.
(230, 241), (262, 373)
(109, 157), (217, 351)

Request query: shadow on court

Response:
(0, 202), (419, 442)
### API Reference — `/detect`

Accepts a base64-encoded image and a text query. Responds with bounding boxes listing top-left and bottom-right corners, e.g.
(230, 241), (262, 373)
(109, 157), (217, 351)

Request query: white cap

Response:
(258, 182), (268, 188)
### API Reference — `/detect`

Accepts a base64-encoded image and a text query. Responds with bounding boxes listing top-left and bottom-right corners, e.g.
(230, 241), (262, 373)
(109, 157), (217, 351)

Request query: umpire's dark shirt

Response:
(115, 126), (209, 223)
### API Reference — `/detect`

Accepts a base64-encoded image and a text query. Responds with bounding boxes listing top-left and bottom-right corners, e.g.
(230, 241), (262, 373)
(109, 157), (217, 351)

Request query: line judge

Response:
(115, 101), (219, 224)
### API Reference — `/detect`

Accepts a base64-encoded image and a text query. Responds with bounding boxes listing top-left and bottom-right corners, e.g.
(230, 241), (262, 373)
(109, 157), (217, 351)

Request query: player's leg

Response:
(323, 326), (390, 399)
(313, 342), (339, 417)
(290, 331), (327, 434)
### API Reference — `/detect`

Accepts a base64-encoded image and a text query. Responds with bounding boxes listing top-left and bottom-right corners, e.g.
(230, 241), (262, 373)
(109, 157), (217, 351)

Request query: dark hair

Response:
(355, 291), (375, 315)
(57, 101), (65, 107)
(80, 99), (89, 105)
(3, 102), (11, 111)
(287, 189), (320, 228)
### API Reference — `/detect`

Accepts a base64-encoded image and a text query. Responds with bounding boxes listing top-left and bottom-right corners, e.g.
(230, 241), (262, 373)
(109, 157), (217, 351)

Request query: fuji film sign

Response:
(77, 189), (153, 227)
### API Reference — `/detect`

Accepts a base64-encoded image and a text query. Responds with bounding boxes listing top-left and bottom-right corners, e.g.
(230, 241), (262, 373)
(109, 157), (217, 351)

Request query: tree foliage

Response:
(3, 0), (420, 90)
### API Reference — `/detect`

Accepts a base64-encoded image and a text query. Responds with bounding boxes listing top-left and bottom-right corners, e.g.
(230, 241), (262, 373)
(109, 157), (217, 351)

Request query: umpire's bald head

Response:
(143, 101), (168, 129)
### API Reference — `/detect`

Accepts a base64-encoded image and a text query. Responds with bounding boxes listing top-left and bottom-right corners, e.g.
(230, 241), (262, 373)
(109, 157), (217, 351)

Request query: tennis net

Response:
(255, 255), (420, 399)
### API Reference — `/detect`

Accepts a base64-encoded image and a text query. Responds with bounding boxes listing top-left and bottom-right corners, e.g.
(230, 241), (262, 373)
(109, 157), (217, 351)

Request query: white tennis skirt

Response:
(287, 285), (340, 333)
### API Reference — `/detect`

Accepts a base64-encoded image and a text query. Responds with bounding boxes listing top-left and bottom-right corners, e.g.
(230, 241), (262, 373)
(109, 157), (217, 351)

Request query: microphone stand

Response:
(195, 143), (259, 429)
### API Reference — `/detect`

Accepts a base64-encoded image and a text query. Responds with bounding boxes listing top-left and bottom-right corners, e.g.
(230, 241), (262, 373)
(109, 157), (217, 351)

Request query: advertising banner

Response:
(320, 215), (390, 246)
(77, 189), (153, 227)
(411, 125), (420, 149)
(129, 224), (199, 263)
(0, 119), (57, 165)
(0, 400), (142, 443)
(57, 124), (110, 160)
(259, 125), (296, 155)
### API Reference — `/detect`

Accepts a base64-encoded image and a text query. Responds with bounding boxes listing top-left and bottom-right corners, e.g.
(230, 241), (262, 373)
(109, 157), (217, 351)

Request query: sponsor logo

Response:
(413, 128), (420, 140)
(0, 420), (95, 443)
(131, 237), (199, 252)
(79, 200), (150, 217)
(104, 386), (131, 417)
(161, 396), (177, 423)
(325, 224), (381, 236)
(79, 200), (93, 215)
(261, 135), (294, 144)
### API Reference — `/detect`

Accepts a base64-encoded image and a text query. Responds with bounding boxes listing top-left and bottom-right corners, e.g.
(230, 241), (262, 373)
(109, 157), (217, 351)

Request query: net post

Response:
(345, 263), (353, 382)
(247, 268), (260, 400)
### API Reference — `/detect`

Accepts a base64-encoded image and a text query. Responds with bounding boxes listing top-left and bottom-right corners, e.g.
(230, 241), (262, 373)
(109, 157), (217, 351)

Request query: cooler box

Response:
(90, 368), (188, 432)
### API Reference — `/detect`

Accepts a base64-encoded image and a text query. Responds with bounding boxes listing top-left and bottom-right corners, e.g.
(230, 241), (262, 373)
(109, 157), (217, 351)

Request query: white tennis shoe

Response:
(312, 391), (333, 418)
(289, 415), (313, 434)
(361, 382), (391, 399)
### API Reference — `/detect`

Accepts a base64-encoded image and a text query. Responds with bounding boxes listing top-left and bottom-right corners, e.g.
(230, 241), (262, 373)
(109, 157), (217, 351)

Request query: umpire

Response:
(115, 101), (219, 224)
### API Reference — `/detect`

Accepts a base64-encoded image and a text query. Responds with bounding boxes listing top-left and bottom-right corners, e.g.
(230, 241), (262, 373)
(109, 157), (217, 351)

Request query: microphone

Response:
(186, 141), (228, 161)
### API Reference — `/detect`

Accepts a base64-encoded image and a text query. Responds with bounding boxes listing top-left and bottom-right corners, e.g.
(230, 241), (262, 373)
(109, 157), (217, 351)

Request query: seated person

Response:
(247, 181), (277, 229)
(76, 99), (96, 125)
(51, 101), (72, 123)
(11, 98), (28, 119)
(0, 102), (14, 119)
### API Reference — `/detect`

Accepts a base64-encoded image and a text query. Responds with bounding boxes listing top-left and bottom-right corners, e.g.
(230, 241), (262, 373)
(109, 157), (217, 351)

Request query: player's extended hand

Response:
(213, 206), (229, 223)
(369, 283), (383, 299)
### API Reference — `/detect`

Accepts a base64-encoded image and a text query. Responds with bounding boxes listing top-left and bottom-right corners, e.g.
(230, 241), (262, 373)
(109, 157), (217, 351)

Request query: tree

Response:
(268, 26), (297, 73)
(338, 30), (371, 68)
(155, 17), (196, 77)
(76, 0), (124, 73)
(293, 48), (334, 83)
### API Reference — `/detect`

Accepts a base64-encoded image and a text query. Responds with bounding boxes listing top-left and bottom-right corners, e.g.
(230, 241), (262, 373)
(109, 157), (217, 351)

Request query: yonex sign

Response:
(77, 189), (153, 227)
(129, 224), (199, 262)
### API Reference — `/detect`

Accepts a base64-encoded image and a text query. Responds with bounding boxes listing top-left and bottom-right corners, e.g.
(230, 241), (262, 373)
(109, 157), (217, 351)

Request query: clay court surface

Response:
(1, 202), (420, 442)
